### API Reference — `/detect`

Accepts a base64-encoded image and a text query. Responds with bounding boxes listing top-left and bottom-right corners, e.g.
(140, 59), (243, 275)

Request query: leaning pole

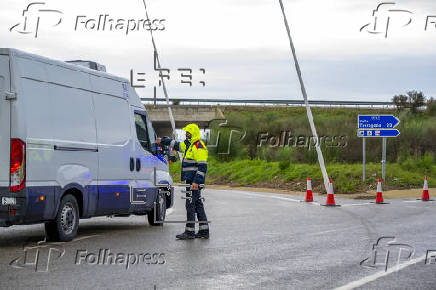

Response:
(278, 0), (330, 193)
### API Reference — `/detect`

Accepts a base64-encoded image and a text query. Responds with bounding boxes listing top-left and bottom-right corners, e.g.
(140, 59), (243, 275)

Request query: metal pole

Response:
(278, 0), (330, 193)
(382, 137), (387, 181)
(362, 137), (366, 181)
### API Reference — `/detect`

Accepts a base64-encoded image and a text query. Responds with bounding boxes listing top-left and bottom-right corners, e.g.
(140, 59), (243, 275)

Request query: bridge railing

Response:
(141, 98), (395, 108)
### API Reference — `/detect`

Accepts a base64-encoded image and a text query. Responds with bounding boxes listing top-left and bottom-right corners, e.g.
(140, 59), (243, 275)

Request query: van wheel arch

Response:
(157, 180), (172, 209)
(45, 194), (80, 241)
(59, 187), (84, 218)
(165, 194), (171, 209)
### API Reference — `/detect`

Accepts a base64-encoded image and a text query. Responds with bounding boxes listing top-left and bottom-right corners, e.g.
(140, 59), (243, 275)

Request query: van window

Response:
(146, 114), (156, 144)
(134, 113), (151, 152)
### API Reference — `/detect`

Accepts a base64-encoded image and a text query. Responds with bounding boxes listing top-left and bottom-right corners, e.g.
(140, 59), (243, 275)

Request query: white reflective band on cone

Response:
(328, 181), (334, 195)
(377, 181), (382, 193)
(307, 179), (312, 191)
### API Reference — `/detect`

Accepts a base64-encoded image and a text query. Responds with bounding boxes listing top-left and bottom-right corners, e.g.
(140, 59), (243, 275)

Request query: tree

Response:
(392, 91), (426, 113)
(407, 91), (426, 114)
(392, 94), (409, 111)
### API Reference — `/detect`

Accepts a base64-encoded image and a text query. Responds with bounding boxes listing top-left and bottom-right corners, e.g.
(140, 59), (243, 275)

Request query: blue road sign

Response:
(358, 115), (400, 129)
(357, 129), (400, 138)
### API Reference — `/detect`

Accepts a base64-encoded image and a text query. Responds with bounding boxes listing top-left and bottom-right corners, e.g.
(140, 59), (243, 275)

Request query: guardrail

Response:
(141, 98), (395, 107)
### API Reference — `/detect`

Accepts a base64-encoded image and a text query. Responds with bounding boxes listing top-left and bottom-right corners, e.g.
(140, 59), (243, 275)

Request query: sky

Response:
(2, 0), (436, 102)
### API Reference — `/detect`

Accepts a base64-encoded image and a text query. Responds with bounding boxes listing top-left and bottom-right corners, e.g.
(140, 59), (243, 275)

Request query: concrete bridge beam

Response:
(146, 105), (225, 137)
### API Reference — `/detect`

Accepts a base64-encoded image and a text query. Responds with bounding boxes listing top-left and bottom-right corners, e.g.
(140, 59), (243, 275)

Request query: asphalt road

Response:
(1, 188), (436, 290)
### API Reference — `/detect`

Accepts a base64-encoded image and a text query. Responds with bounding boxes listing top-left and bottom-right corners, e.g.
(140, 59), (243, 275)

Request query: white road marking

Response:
(306, 226), (363, 237)
(335, 255), (427, 290)
(222, 190), (304, 203)
(342, 202), (373, 207)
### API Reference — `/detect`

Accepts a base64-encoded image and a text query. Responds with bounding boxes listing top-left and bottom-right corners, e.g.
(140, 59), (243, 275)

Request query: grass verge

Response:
(169, 158), (436, 194)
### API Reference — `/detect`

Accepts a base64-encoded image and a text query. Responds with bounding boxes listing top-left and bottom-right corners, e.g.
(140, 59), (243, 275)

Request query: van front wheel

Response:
(45, 194), (79, 242)
(148, 192), (166, 226)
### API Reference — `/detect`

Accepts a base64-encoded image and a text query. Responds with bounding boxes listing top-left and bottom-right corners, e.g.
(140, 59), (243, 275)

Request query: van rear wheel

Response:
(148, 192), (166, 226)
(45, 194), (79, 242)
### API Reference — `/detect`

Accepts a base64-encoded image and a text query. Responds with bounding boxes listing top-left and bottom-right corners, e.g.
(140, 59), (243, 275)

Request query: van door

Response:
(131, 108), (158, 208)
(0, 55), (11, 187)
(94, 94), (134, 214)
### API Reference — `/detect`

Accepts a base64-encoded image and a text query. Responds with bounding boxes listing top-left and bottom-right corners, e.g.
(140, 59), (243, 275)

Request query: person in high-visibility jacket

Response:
(156, 123), (209, 239)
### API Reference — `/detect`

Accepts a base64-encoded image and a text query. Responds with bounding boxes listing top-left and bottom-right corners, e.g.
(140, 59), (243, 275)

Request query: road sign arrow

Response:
(384, 115), (400, 128)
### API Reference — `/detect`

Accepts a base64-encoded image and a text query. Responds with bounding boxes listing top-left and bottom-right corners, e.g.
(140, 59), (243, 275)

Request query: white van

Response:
(0, 48), (174, 241)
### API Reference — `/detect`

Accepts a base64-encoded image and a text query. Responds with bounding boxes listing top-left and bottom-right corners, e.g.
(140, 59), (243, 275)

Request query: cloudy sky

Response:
(2, 0), (436, 101)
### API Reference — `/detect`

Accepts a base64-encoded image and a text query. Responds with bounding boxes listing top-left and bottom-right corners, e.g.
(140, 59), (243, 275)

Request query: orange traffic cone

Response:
(305, 177), (313, 202)
(323, 179), (340, 207)
(374, 178), (388, 204)
(419, 176), (433, 201)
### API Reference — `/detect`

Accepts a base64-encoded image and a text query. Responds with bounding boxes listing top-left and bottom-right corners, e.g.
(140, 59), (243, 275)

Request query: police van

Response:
(0, 48), (174, 241)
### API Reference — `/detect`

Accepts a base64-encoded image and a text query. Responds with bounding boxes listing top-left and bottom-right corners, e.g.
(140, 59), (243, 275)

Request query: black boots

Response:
(176, 231), (209, 239)
(176, 231), (195, 240)
(195, 231), (209, 239)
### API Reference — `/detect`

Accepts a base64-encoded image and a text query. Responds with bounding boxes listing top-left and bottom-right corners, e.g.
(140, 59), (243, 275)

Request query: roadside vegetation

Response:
(170, 156), (436, 194)
(170, 92), (436, 194)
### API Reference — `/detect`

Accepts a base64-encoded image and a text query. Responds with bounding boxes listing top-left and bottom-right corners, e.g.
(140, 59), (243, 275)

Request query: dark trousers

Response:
(185, 182), (209, 233)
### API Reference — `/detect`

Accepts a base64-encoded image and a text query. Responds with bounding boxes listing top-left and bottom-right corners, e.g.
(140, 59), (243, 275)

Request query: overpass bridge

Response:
(143, 98), (395, 136)
(145, 105), (225, 137)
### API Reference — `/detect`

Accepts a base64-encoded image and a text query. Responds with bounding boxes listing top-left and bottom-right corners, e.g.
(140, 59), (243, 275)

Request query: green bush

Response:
(168, 156), (436, 194)
(427, 98), (436, 116)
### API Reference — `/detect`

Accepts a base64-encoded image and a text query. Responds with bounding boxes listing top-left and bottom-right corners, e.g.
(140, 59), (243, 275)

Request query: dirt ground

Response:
(203, 184), (433, 200)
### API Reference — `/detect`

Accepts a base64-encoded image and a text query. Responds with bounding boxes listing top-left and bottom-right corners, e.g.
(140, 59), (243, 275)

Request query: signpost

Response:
(357, 115), (400, 181)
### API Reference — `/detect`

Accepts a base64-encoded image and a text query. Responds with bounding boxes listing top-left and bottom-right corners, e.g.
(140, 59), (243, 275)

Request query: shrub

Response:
(427, 97), (436, 116)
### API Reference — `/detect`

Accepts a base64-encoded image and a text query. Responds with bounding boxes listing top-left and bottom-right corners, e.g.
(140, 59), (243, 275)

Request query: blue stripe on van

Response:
(0, 184), (171, 226)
